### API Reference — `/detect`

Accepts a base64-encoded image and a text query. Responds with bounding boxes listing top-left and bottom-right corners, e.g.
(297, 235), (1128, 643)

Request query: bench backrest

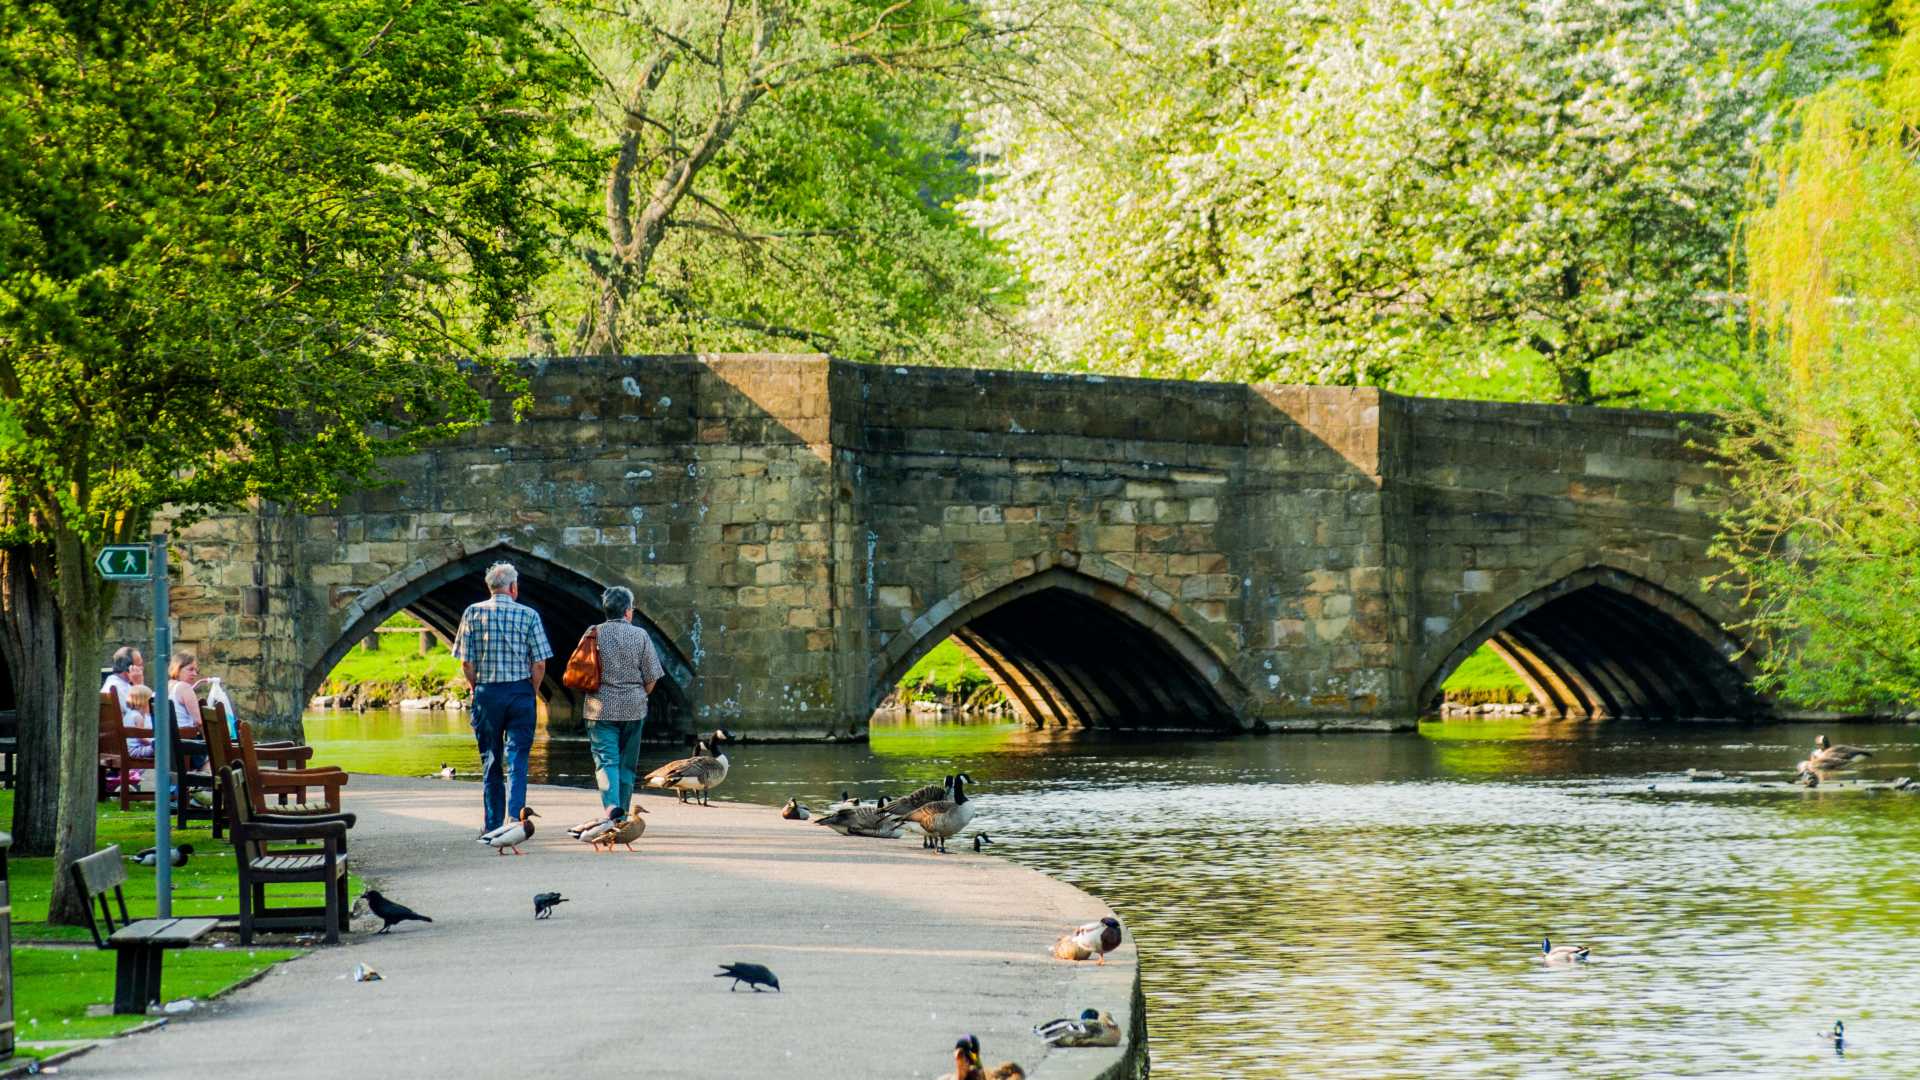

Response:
(70, 845), (132, 948)
(222, 767), (266, 860)
(204, 705), (238, 774)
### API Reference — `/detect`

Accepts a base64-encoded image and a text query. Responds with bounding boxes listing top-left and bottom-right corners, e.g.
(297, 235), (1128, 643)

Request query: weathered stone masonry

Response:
(116, 355), (1756, 738)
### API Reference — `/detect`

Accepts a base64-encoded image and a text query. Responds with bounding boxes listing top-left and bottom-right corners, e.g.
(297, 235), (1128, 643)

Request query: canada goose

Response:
(814, 804), (903, 838)
(780, 797), (811, 820)
(883, 776), (952, 847)
(644, 730), (733, 804)
(1541, 936), (1590, 964)
(1803, 735), (1872, 773)
(1053, 916), (1123, 964)
(905, 773), (975, 853)
(1034, 1008), (1121, 1047)
(825, 789), (858, 812)
(479, 807), (539, 855)
(592, 808), (648, 852)
(973, 833), (993, 852)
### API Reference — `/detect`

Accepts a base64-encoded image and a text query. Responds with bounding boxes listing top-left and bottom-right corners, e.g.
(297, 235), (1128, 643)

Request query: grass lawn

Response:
(899, 638), (998, 699)
(11, 944), (300, 1044)
(0, 791), (357, 943)
(320, 624), (462, 699)
(1440, 643), (1534, 704)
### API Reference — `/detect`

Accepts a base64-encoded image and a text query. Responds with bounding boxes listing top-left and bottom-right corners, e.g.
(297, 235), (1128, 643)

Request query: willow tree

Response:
(966, 0), (1863, 405)
(0, 0), (591, 921)
(1712, 4), (1920, 708)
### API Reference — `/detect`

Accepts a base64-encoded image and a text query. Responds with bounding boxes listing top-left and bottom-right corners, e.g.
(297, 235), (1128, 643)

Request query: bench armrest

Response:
(236, 821), (347, 843)
(256, 767), (346, 784)
(254, 810), (357, 828)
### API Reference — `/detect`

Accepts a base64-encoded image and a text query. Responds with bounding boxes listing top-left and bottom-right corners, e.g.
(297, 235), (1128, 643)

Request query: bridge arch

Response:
(873, 555), (1248, 730)
(306, 541), (695, 729)
(1418, 563), (1758, 720)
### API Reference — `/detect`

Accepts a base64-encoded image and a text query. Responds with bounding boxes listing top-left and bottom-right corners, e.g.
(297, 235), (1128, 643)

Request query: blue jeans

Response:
(471, 681), (537, 832)
(588, 719), (646, 812)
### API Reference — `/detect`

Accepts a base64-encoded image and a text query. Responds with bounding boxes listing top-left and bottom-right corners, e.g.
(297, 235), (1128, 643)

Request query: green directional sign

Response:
(95, 544), (151, 580)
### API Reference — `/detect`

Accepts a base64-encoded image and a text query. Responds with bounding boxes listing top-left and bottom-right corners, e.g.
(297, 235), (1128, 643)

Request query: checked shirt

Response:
(454, 594), (553, 684)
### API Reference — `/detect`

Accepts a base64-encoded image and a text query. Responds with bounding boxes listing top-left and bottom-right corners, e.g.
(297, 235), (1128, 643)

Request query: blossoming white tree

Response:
(967, 0), (1864, 403)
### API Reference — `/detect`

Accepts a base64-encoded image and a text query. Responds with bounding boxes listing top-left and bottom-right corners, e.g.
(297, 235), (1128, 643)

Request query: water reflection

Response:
(306, 711), (1920, 1077)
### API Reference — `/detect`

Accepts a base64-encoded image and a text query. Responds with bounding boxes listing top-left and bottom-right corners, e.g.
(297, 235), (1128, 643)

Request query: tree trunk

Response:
(0, 543), (62, 854)
(46, 529), (115, 926)
(1556, 363), (1595, 406)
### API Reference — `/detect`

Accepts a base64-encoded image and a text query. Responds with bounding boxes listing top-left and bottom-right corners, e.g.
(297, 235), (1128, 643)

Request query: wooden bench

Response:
(97, 692), (156, 812)
(223, 768), (353, 944)
(70, 846), (218, 1014)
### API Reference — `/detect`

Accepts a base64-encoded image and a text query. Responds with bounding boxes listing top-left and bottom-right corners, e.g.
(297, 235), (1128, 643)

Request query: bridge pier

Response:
(109, 356), (1758, 738)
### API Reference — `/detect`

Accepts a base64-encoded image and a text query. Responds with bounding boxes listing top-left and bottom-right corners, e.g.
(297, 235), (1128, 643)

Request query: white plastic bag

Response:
(206, 677), (238, 738)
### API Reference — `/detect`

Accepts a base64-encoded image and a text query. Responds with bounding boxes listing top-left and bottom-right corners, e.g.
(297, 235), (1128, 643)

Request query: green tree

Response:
(965, 0), (1863, 405)
(552, 0), (1031, 365)
(0, 0), (591, 921)
(1712, 3), (1920, 708)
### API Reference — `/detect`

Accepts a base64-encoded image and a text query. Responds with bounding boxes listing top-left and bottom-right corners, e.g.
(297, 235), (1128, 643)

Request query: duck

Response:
(1034, 1008), (1122, 1048)
(1053, 916), (1123, 964)
(568, 805), (621, 839)
(780, 798), (811, 820)
(941, 1035), (984, 1080)
(814, 803), (904, 838)
(437, 763), (456, 780)
(1802, 734), (1872, 773)
(1540, 936), (1590, 964)
(479, 807), (539, 855)
(904, 773), (976, 853)
(644, 730), (733, 805)
(592, 806), (648, 852)
(1819, 1020), (1845, 1050)
(882, 776), (952, 847)
(134, 843), (194, 868)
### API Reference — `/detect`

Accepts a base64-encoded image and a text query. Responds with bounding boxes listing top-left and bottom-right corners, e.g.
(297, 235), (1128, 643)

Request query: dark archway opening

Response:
(878, 569), (1243, 731)
(1423, 568), (1758, 721)
(308, 545), (693, 736)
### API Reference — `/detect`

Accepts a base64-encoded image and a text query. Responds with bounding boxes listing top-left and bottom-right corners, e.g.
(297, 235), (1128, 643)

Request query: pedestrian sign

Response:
(95, 545), (151, 580)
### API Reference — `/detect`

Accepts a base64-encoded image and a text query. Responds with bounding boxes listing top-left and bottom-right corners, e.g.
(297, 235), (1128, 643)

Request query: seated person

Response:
(122, 685), (156, 759)
(100, 646), (144, 709)
(166, 652), (206, 739)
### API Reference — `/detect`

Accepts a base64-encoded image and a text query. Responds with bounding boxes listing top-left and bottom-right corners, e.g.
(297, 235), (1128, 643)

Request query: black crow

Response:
(715, 962), (780, 992)
(534, 891), (569, 919)
(361, 890), (433, 933)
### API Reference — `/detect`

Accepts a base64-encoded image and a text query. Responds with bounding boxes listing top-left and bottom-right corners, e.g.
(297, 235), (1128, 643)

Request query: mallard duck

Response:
(941, 1035), (984, 1080)
(987, 1065), (1024, 1080)
(592, 806), (648, 852)
(1803, 735), (1872, 773)
(780, 797), (811, 820)
(905, 773), (976, 854)
(133, 843), (194, 867)
(644, 730), (733, 804)
(1053, 916), (1123, 964)
(1034, 1008), (1121, 1048)
(479, 807), (539, 855)
(568, 805), (621, 839)
(814, 803), (903, 838)
(1541, 936), (1590, 964)
(883, 776), (952, 847)
(437, 763), (456, 780)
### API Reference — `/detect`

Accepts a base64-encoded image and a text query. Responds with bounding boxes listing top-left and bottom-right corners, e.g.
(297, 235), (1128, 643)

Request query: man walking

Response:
(454, 562), (552, 835)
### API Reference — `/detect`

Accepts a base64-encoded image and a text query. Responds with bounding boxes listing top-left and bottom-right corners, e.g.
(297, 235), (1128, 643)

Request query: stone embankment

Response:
(66, 776), (1146, 1080)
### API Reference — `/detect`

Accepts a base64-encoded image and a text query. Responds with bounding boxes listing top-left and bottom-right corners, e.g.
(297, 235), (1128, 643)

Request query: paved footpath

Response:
(66, 775), (1141, 1080)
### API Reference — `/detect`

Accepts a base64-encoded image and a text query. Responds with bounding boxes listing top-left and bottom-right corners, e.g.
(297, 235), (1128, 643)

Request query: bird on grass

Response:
(534, 892), (568, 919)
(591, 807), (648, 852)
(780, 797), (811, 820)
(134, 843), (194, 868)
(479, 807), (539, 855)
(1541, 936), (1590, 964)
(361, 890), (433, 934)
(715, 962), (780, 992)
(905, 773), (977, 854)
(1801, 735), (1873, 774)
(1034, 1008), (1121, 1048)
(435, 763), (456, 780)
(1053, 917), (1123, 964)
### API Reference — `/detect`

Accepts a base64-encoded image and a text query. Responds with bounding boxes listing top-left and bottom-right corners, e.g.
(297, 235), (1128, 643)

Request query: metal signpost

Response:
(97, 539), (170, 916)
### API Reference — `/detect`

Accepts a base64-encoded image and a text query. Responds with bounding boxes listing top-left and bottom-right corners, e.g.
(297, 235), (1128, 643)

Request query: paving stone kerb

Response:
(64, 776), (1144, 1080)
(119, 355), (1752, 737)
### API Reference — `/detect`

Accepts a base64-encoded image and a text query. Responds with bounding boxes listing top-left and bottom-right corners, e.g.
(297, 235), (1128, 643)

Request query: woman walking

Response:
(585, 586), (666, 814)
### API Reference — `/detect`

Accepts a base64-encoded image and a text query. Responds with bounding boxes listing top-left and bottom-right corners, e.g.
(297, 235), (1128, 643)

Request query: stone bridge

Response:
(125, 355), (1760, 738)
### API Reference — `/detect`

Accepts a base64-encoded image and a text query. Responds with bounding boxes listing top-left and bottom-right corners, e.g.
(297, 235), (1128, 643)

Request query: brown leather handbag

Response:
(561, 625), (601, 692)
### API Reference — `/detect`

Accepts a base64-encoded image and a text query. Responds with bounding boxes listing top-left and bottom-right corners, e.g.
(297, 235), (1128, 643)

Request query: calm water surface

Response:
(308, 710), (1920, 1077)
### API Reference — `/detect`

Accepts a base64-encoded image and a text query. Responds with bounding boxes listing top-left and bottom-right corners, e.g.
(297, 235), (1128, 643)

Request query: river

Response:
(306, 709), (1920, 1077)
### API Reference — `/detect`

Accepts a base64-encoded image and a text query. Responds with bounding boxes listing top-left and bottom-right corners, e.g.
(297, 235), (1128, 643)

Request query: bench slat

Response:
(106, 916), (220, 947)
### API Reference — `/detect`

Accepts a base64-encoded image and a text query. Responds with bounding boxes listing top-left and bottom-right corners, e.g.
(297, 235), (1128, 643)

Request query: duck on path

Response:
(479, 807), (539, 855)
(591, 807), (648, 852)
(1034, 1009), (1122, 1048)
(780, 798), (811, 820)
(904, 773), (976, 854)
(1053, 917), (1123, 964)
(568, 805), (621, 840)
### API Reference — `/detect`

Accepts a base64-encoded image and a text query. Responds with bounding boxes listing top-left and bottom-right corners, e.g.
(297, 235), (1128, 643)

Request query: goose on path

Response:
(904, 773), (976, 853)
(814, 804), (903, 838)
(644, 730), (733, 804)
